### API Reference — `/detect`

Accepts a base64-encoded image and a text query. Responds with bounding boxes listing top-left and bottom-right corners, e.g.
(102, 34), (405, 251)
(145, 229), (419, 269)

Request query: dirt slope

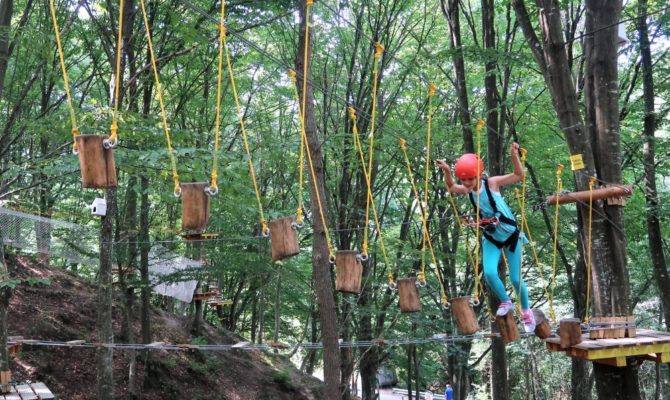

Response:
(5, 254), (323, 400)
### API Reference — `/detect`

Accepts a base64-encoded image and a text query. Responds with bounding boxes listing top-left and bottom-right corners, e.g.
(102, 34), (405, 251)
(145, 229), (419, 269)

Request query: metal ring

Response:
(388, 282), (397, 291)
(291, 221), (304, 230)
(173, 188), (182, 198)
(357, 253), (369, 262)
(443, 302), (451, 309)
(328, 254), (336, 264)
(261, 228), (270, 238)
(204, 186), (218, 196)
(470, 298), (480, 307)
(102, 138), (117, 149)
(72, 148), (79, 155)
(416, 280), (427, 288)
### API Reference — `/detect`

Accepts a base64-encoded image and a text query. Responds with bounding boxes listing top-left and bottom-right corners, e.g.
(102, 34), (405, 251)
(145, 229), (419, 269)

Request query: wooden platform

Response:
(1, 382), (54, 399)
(545, 328), (670, 367)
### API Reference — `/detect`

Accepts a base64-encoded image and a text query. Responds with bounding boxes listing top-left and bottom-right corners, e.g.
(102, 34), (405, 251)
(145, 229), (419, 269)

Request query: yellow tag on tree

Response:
(570, 154), (585, 170)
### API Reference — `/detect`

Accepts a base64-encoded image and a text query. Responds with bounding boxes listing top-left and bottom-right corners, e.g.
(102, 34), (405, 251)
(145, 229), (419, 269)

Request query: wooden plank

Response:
(29, 383), (55, 400)
(14, 385), (37, 400)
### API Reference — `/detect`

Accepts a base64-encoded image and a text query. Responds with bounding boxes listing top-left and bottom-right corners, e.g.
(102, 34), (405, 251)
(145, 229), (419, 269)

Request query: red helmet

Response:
(454, 153), (483, 179)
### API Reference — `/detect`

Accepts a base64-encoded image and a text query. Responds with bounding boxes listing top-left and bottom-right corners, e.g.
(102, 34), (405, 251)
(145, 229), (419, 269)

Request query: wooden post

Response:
(495, 311), (519, 344)
(589, 316), (604, 339)
(76, 135), (117, 188)
(532, 309), (552, 339)
(545, 185), (632, 206)
(269, 217), (300, 261)
(559, 318), (582, 348)
(335, 251), (362, 294)
(0, 370), (10, 394)
(450, 296), (478, 334)
(181, 183), (210, 233)
(397, 278), (421, 313)
(625, 316), (636, 338)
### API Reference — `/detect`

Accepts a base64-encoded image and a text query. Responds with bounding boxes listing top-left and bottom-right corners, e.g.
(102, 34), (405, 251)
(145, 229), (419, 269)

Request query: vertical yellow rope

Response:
(419, 83), (436, 285)
(208, 0), (227, 194)
(514, 189), (549, 310)
(48, 0), (80, 153)
(109, 0), (125, 145)
(473, 118), (485, 302)
(349, 108), (392, 283)
(295, 0), (335, 260)
(361, 42), (384, 257)
(549, 164), (564, 323)
(139, 0), (180, 195)
(400, 138), (448, 306)
(585, 176), (596, 324)
(288, 69), (306, 225)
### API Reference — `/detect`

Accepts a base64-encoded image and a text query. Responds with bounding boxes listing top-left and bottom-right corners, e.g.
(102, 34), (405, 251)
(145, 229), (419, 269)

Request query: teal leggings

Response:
(482, 238), (529, 309)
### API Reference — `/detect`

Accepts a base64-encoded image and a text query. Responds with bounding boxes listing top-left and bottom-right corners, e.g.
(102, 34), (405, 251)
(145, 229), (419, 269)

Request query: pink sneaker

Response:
(496, 300), (514, 316)
(522, 309), (536, 333)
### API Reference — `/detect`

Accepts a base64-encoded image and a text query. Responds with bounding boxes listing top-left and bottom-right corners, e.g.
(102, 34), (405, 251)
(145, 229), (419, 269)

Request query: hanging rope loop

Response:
(103, 123), (118, 149)
(204, 184), (218, 196)
(357, 253), (369, 262)
(470, 297), (480, 307)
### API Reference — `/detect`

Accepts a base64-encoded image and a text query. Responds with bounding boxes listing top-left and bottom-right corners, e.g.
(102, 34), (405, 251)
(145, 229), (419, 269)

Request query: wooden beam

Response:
(545, 185), (632, 206)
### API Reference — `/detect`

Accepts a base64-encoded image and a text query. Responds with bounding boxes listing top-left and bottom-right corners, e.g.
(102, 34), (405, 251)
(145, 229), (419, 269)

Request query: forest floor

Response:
(4, 253), (324, 400)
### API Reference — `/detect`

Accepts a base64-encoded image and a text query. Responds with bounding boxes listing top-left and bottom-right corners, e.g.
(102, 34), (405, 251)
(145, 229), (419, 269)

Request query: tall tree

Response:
(513, 0), (640, 397)
(295, 2), (340, 399)
(637, 0), (670, 332)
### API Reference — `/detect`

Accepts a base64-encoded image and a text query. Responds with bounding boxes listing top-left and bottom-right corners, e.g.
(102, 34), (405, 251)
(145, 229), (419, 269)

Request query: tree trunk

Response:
(0, 227), (12, 393)
(440, 0), (474, 153)
(637, 0), (670, 331)
(139, 175), (151, 344)
(296, 3), (340, 399)
(0, 0), (12, 99)
(96, 188), (116, 400)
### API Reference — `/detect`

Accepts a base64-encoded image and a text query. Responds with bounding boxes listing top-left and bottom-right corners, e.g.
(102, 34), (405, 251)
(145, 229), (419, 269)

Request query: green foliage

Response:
(273, 369), (297, 392)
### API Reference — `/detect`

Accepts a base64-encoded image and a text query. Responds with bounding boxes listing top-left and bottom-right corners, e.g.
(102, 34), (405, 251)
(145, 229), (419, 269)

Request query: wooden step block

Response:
(559, 318), (582, 348)
(451, 296), (478, 335)
(532, 309), (552, 339)
(269, 217), (300, 261)
(496, 311), (519, 344)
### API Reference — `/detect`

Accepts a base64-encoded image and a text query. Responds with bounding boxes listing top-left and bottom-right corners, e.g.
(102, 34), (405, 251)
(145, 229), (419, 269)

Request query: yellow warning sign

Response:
(570, 154), (585, 170)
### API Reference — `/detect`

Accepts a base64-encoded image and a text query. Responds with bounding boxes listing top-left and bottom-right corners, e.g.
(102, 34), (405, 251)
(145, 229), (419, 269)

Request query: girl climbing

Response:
(436, 143), (536, 333)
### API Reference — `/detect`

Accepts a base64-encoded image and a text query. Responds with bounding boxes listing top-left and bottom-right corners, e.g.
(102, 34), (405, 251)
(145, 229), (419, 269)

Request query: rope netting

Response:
(0, 207), (200, 302)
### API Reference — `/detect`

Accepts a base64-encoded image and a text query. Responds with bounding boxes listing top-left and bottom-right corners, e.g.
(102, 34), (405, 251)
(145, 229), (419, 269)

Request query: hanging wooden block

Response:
(397, 277), (421, 313)
(451, 296), (478, 334)
(335, 250), (362, 294)
(181, 182), (210, 233)
(559, 318), (582, 348)
(496, 311), (519, 344)
(269, 217), (300, 261)
(76, 134), (117, 188)
(532, 309), (552, 339)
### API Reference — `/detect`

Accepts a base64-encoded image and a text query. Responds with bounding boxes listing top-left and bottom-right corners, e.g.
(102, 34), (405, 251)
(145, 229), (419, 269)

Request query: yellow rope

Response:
(549, 164), (564, 323)
(109, 0), (125, 145)
(361, 42), (384, 258)
(221, 5), (269, 234)
(288, 69), (306, 225)
(48, 0), (80, 153)
(514, 188), (550, 310)
(399, 138), (448, 306)
(139, 0), (180, 195)
(208, 0), (227, 195)
(420, 83), (436, 285)
(585, 176), (596, 324)
(295, 0), (335, 260)
(349, 108), (392, 284)
(473, 118), (485, 302)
